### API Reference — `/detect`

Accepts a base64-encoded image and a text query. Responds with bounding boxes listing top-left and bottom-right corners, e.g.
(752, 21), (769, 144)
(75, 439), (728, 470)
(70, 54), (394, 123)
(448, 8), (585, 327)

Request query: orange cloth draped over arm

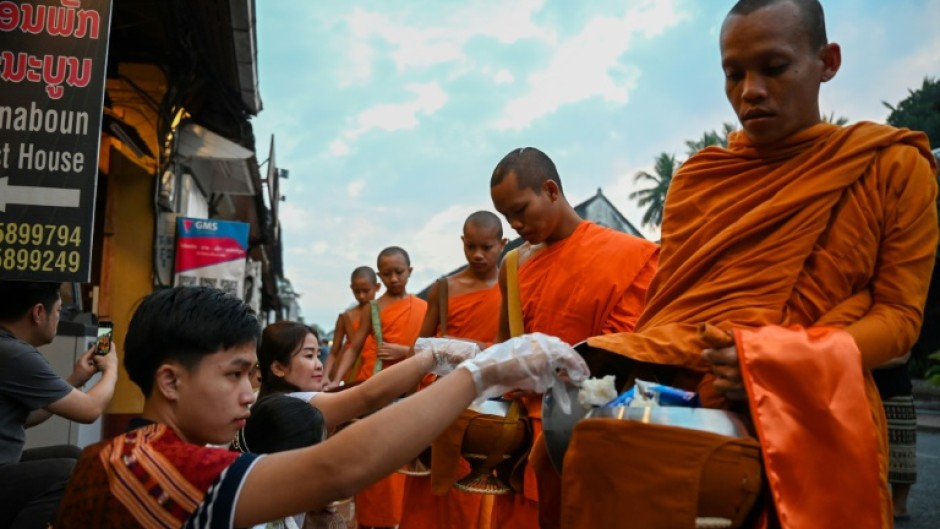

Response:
(501, 221), (658, 529)
(355, 295), (427, 528)
(578, 122), (938, 529)
(402, 285), (500, 529)
(589, 123), (937, 373)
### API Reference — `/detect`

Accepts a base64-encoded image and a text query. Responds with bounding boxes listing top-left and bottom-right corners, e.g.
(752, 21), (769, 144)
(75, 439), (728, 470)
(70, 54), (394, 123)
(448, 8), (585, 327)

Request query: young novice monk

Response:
(53, 286), (586, 529)
(330, 247), (428, 529)
(489, 147), (660, 528)
(399, 211), (507, 529)
(324, 266), (380, 387)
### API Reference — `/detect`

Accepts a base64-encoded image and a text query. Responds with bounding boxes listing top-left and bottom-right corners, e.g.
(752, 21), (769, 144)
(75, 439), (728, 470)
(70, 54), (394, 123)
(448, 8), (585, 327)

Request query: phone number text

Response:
(0, 223), (82, 247)
(0, 248), (81, 273)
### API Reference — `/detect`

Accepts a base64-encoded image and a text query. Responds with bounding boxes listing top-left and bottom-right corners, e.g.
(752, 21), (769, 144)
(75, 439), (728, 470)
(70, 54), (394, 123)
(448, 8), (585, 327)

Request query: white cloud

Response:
(327, 82), (449, 153)
(346, 179), (365, 198)
(341, 1), (551, 75)
(494, 1), (686, 130)
(278, 201), (313, 229)
(341, 40), (376, 86)
(348, 82), (448, 137)
(328, 139), (350, 156)
(494, 69), (515, 84)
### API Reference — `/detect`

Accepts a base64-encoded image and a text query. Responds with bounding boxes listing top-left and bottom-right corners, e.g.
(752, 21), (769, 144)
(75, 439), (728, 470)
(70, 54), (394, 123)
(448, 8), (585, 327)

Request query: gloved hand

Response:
(414, 337), (482, 376)
(458, 332), (589, 410)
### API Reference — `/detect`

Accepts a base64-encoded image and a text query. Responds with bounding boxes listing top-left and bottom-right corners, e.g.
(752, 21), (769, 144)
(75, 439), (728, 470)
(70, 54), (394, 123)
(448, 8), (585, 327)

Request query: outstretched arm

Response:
(330, 305), (373, 385)
(313, 348), (432, 429)
(238, 369), (477, 526)
(234, 333), (589, 527)
(323, 313), (347, 381)
(315, 338), (483, 428)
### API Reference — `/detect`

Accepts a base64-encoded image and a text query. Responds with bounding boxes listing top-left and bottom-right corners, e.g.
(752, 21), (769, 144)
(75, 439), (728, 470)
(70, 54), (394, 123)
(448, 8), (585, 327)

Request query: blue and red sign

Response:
(174, 217), (249, 298)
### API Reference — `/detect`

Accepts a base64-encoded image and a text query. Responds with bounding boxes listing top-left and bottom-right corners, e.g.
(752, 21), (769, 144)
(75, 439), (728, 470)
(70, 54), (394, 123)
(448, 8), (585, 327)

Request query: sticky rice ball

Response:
(578, 375), (617, 409)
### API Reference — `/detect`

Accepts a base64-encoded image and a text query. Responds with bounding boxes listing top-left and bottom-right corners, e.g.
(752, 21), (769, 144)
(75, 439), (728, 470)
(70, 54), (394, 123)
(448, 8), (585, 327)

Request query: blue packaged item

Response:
(603, 379), (700, 408)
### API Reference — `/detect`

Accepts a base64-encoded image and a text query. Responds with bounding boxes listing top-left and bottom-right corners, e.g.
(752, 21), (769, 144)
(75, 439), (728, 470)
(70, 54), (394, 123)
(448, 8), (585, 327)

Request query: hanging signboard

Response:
(174, 217), (249, 299)
(0, 0), (114, 281)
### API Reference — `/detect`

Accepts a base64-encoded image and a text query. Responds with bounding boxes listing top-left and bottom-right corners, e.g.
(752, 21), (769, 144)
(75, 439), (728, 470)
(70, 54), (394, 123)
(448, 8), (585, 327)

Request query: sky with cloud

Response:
(251, 0), (940, 329)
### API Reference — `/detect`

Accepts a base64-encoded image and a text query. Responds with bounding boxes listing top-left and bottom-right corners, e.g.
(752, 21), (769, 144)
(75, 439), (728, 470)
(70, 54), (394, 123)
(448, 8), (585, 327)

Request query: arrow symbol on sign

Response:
(0, 177), (81, 212)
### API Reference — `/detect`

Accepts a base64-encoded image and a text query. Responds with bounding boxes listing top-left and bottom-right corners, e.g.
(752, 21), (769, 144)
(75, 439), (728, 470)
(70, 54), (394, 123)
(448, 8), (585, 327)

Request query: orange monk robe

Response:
(355, 295), (427, 528)
(353, 296), (426, 382)
(400, 285), (501, 529)
(499, 221), (659, 529)
(581, 122), (938, 529)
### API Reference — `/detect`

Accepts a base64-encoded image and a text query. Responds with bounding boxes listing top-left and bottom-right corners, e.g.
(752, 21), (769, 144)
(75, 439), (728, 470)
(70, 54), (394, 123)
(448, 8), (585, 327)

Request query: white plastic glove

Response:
(414, 337), (482, 376)
(458, 332), (589, 411)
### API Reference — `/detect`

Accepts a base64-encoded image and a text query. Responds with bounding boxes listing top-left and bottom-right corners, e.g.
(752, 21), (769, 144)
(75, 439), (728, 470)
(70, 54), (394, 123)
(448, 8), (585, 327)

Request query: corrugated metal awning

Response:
(178, 123), (256, 196)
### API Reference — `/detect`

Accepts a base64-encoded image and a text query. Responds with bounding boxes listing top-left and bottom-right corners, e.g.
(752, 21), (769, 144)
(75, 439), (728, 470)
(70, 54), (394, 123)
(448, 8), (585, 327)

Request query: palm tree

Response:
(685, 122), (738, 156)
(821, 112), (849, 126)
(629, 152), (678, 228)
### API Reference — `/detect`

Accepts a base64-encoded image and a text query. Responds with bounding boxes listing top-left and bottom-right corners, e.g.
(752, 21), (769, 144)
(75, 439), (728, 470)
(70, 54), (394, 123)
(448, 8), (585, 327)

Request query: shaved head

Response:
(490, 147), (564, 195)
(464, 211), (503, 237)
(726, 0), (827, 51)
(378, 246), (411, 267)
(350, 266), (377, 284)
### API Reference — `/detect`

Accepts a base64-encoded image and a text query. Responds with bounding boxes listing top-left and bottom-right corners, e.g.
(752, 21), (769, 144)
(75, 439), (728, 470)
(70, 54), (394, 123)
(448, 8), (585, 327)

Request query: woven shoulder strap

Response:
(370, 300), (384, 375)
(505, 248), (524, 338)
(437, 276), (449, 335)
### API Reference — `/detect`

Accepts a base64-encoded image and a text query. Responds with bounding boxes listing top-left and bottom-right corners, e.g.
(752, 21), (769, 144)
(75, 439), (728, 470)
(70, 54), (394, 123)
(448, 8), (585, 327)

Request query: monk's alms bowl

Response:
(543, 388), (752, 472)
(453, 398), (531, 494)
(461, 398), (529, 457)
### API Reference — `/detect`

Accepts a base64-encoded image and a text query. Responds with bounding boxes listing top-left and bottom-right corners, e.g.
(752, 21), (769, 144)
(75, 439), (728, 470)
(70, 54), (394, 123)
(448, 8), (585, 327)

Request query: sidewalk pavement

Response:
(913, 378), (940, 432)
(917, 410), (940, 432)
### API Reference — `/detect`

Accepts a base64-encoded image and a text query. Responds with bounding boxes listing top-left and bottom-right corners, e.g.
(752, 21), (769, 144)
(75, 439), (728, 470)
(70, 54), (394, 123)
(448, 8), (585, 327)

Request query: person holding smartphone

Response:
(0, 281), (118, 529)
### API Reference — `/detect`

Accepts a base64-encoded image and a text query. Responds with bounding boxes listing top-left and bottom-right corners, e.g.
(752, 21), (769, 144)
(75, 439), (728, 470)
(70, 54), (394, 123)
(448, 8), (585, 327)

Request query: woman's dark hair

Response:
(258, 320), (319, 397)
(125, 286), (260, 396)
(234, 394), (325, 454)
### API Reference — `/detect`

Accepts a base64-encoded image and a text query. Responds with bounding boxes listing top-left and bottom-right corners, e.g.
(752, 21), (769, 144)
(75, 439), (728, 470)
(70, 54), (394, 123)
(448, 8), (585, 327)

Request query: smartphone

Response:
(95, 322), (113, 356)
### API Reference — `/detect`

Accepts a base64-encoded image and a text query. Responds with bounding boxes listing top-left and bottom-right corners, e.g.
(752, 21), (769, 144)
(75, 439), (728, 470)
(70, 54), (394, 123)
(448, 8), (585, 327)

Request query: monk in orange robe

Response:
(331, 246), (428, 529)
(324, 266), (380, 386)
(564, 2), (938, 528)
(400, 211), (507, 529)
(489, 147), (659, 529)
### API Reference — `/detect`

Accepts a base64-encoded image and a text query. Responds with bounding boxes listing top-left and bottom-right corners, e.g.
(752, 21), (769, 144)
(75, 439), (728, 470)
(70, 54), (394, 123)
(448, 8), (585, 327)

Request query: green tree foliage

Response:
(884, 76), (940, 149)
(821, 112), (849, 126)
(685, 122), (737, 156)
(633, 123), (738, 228)
(629, 152), (677, 228)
